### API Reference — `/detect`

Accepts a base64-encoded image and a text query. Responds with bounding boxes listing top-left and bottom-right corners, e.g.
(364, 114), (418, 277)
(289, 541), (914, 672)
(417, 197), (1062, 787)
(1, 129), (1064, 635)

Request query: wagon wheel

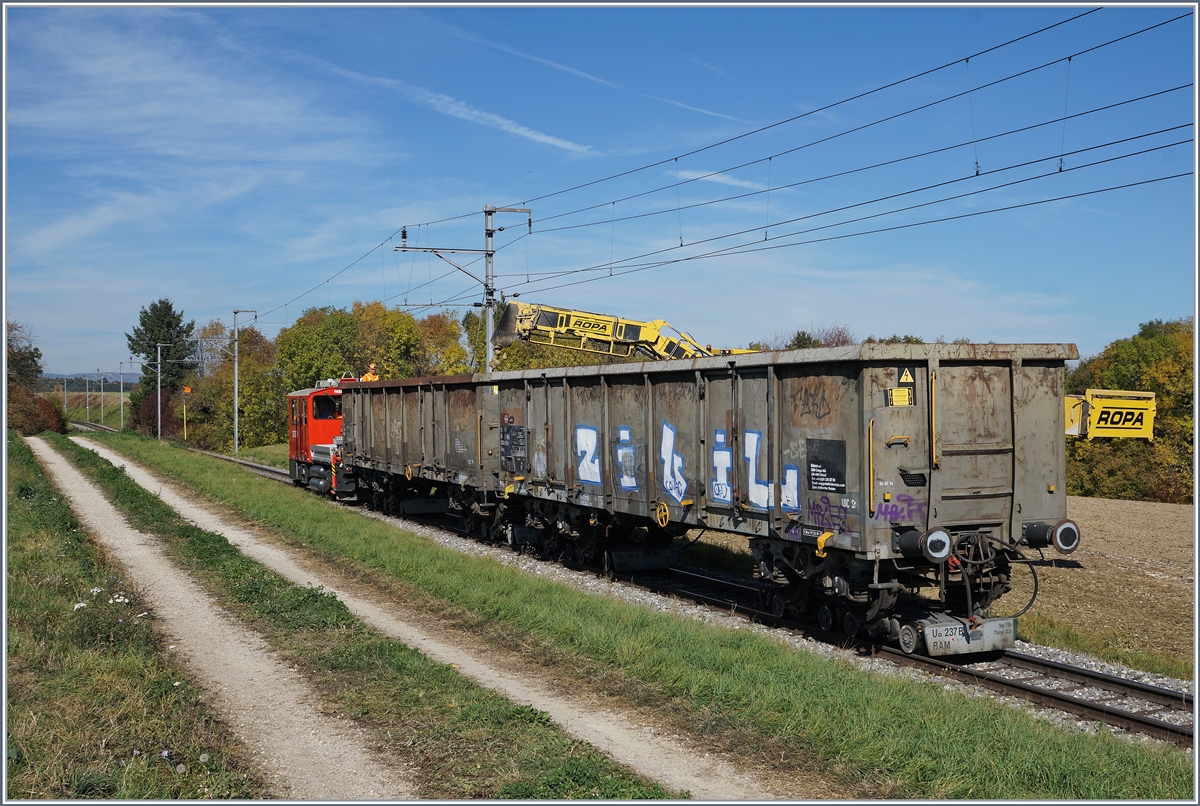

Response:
(817, 603), (835, 632)
(602, 550), (616, 578)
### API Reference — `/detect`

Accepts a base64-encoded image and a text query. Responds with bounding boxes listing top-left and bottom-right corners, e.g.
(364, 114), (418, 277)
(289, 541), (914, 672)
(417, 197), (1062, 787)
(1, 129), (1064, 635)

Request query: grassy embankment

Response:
(39, 432), (678, 800)
(228, 442), (289, 468)
(218, 442), (1196, 680)
(5, 431), (267, 799)
(73, 431), (1193, 799)
(54, 391), (128, 429)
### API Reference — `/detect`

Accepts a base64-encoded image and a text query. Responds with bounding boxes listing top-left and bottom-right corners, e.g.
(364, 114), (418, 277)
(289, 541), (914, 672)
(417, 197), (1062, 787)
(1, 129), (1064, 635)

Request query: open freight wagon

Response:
(339, 342), (1081, 655)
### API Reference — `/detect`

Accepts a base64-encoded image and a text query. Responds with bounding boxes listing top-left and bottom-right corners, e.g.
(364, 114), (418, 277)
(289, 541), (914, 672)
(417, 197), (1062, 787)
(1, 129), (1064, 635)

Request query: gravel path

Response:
(28, 437), (414, 800)
(69, 436), (787, 800)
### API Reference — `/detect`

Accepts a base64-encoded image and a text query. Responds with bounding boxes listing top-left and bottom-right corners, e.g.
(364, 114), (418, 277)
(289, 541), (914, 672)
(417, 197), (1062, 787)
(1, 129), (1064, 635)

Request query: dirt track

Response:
(46, 435), (808, 800)
(27, 436), (415, 800)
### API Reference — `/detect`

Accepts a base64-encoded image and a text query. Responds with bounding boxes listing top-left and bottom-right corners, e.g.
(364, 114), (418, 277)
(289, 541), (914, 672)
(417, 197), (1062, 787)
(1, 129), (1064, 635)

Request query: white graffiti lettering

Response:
(660, 420), (688, 503)
(575, 425), (602, 485)
(744, 430), (774, 509)
(781, 464), (800, 511)
(711, 430), (733, 504)
(615, 425), (638, 491)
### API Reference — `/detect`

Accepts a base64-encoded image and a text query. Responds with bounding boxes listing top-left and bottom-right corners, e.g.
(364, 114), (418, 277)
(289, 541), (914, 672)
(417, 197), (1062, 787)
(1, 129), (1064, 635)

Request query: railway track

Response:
(68, 421), (119, 433)
(175, 449), (1196, 748)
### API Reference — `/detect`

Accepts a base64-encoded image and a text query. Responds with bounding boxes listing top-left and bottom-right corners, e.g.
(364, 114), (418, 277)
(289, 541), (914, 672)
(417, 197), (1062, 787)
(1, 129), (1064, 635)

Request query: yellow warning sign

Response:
(899, 368), (914, 384)
(888, 387), (913, 407)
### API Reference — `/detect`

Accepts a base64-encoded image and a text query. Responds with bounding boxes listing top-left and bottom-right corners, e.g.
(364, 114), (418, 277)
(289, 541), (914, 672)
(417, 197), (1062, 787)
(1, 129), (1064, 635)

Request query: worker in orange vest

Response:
(361, 362), (379, 382)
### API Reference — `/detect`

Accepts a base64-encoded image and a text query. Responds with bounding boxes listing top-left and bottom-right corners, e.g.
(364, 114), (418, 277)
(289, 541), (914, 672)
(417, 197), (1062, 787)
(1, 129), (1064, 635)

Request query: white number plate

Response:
(925, 618), (1016, 656)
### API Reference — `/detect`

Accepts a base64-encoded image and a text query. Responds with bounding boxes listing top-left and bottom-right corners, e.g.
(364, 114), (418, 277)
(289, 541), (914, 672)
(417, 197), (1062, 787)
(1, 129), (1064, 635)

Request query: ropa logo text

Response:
(1096, 409), (1146, 427)
(570, 318), (609, 332)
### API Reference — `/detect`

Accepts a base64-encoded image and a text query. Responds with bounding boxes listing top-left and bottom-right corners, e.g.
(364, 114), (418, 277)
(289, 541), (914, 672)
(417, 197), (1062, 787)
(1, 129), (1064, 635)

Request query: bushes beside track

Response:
(78, 431), (1194, 799)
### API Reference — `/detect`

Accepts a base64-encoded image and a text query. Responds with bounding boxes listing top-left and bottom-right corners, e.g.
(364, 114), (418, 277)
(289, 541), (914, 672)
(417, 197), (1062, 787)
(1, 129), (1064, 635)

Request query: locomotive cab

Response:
(288, 380), (356, 498)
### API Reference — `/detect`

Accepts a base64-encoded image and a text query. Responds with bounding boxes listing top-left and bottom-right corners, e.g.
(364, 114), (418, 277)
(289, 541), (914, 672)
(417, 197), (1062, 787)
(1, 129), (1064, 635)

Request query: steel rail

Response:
(68, 421), (119, 433)
(188, 448), (293, 482)
(892, 649), (1193, 747)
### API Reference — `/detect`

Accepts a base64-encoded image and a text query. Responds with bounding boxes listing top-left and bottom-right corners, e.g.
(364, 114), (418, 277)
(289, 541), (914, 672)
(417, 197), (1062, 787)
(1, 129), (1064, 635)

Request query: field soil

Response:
(1040, 496), (1194, 660)
(50, 436), (844, 799)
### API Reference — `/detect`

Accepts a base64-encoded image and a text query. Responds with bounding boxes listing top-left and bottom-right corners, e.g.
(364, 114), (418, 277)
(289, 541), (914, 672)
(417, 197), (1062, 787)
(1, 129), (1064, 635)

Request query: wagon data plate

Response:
(924, 618), (1016, 656)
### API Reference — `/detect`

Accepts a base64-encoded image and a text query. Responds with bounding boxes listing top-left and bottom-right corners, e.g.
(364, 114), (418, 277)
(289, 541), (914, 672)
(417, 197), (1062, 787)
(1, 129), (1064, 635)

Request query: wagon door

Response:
(865, 363), (932, 544)
(929, 361), (1014, 537)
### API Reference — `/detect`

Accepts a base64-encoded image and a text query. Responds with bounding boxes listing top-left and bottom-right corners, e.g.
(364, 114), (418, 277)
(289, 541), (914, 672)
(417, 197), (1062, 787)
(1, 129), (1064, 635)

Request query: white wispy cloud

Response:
(688, 56), (730, 79)
(289, 53), (596, 156)
(7, 12), (368, 165)
(5, 9), (387, 258)
(638, 93), (751, 124)
(421, 13), (749, 124)
(421, 15), (620, 89)
(676, 169), (765, 191)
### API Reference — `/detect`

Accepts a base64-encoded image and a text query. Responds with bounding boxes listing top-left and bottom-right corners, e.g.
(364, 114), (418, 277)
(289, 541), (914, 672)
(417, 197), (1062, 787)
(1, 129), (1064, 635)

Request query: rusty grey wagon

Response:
(338, 342), (1081, 655)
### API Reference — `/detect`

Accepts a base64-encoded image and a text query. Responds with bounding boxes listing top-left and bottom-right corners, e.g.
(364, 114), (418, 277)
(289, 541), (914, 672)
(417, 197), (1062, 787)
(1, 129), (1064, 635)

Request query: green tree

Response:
(416, 310), (470, 376)
(786, 330), (823, 349)
(275, 306), (358, 392)
(863, 334), (925, 344)
(1066, 318), (1193, 503)
(351, 301), (422, 379)
(125, 299), (197, 397)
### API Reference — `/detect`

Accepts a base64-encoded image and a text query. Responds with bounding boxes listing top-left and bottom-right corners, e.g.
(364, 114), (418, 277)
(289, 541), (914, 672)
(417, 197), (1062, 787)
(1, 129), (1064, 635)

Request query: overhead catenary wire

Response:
(1060, 57), (1074, 170)
(528, 13), (1191, 231)
(504, 7), (1106, 210)
(515, 84), (1190, 242)
(501, 137), (1192, 294)
(500, 173), (1191, 298)
(497, 126), (1192, 285)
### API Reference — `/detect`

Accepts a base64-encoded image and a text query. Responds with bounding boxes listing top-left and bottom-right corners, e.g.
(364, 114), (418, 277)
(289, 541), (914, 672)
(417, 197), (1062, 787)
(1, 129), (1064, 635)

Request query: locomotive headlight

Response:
(1052, 519), (1080, 554)
(919, 529), (952, 563)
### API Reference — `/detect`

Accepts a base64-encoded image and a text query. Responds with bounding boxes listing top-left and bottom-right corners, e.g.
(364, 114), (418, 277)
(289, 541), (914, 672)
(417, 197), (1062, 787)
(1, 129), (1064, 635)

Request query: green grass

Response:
(1016, 611), (1192, 680)
(78, 430), (1194, 799)
(42, 432), (677, 800)
(228, 442), (289, 469)
(5, 431), (266, 799)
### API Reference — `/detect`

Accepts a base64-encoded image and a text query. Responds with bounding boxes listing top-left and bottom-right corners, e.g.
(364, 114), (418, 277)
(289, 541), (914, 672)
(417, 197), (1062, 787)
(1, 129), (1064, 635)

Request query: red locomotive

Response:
(287, 377), (357, 497)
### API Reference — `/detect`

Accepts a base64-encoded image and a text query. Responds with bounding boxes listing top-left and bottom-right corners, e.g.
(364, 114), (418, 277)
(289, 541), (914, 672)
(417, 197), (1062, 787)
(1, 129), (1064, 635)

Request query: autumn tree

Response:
(350, 301), (422, 378)
(6, 321), (66, 435)
(275, 306), (358, 392)
(180, 325), (284, 450)
(415, 310), (470, 376)
(1066, 317), (1193, 503)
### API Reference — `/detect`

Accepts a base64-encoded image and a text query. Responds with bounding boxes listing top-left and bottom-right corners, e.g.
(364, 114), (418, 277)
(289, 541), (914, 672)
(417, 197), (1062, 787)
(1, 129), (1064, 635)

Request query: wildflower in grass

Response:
(200, 753), (210, 763)
(73, 602), (87, 611)
(176, 764), (187, 774)
(162, 750), (169, 758)
(90, 587), (102, 595)
(173, 681), (181, 686)
(133, 750), (140, 756)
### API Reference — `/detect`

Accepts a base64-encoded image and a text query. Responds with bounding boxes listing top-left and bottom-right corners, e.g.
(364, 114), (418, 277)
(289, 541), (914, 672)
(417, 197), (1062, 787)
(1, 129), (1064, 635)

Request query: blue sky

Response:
(4, 4), (1195, 375)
